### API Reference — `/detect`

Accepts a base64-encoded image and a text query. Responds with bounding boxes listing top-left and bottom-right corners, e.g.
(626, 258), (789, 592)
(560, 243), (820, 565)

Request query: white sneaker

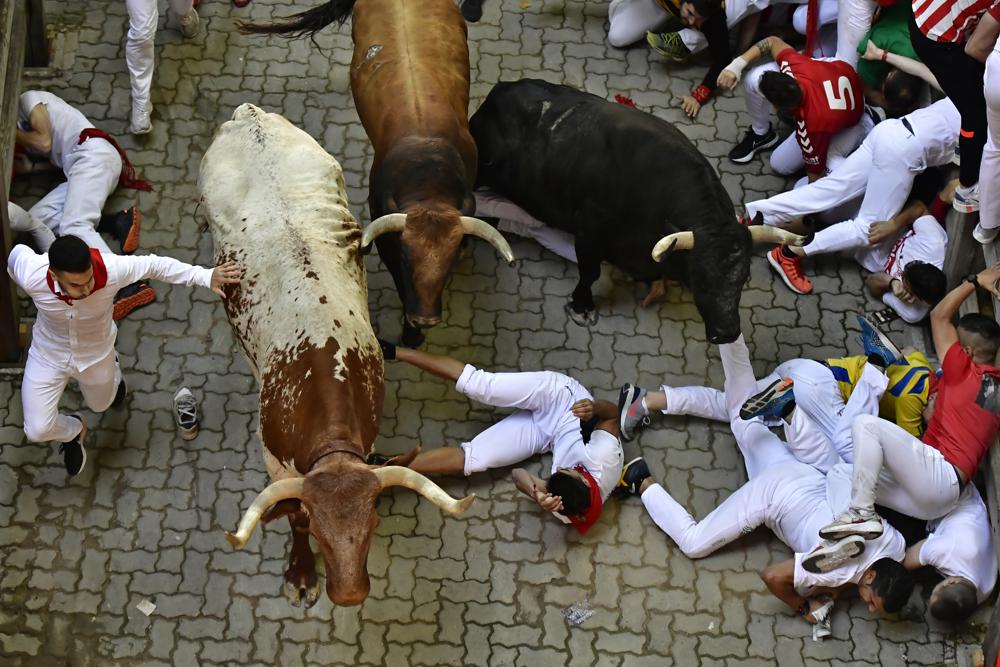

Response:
(173, 387), (200, 440)
(178, 8), (200, 38)
(973, 223), (999, 245)
(953, 183), (980, 214)
(130, 104), (152, 135)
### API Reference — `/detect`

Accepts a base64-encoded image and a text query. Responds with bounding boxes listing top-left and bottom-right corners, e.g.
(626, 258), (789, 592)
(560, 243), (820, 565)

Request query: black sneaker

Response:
(61, 416), (87, 477)
(615, 457), (650, 496)
(728, 127), (779, 164)
(111, 378), (127, 408)
(98, 207), (141, 254)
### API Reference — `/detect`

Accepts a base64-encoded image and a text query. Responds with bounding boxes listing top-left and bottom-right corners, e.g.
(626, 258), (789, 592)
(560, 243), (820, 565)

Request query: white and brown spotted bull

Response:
(198, 104), (474, 607)
(240, 0), (514, 348)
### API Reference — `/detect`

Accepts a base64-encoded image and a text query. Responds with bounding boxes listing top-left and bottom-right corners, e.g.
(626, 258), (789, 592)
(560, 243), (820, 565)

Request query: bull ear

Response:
(260, 498), (303, 524)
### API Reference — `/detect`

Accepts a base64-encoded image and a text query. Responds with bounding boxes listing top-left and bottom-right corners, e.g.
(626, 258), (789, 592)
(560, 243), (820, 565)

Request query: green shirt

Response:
(856, 2), (922, 88)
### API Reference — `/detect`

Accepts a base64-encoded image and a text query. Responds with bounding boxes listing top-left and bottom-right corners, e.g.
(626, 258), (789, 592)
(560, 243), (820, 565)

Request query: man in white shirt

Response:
(7, 235), (240, 476)
(377, 341), (624, 534)
(125, 0), (200, 134)
(618, 334), (913, 621)
(14, 90), (154, 320)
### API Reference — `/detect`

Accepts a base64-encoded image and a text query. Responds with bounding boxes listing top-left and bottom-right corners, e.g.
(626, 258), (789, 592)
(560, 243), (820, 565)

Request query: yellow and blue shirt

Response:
(825, 352), (932, 437)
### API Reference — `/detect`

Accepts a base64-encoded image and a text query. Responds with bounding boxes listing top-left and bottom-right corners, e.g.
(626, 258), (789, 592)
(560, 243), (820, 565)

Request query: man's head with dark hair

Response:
(546, 470), (591, 516)
(858, 558), (914, 614)
(680, 0), (721, 28)
(957, 313), (1000, 365)
(882, 69), (924, 118)
(902, 261), (946, 306)
(47, 235), (96, 300)
(760, 71), (803, 111)
(928, 577), (978, 622)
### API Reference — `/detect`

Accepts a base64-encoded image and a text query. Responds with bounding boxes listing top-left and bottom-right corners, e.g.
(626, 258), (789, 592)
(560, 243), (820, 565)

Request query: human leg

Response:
(845, 414), (960, 521)
(641, 470), (777, 558)
(21, 351), (79, 443)
(608, 0), (672, 48)
(459, 411), (550, 475)
(75, 352), (122, 414)
(475, 191), (578, 262)
(8, 201), (55, 251)
(746, 139), (874, 225)
(977, 52), (1000, 236)
(782, 408), (842, 472)
(835, 0), (876, 67)
(826, 362), (887, 463)
(456, 365), (583, 414)
(743, 63), (779, 137)
(407, 447), (468, 476)
(853, 126), (924, 223)
(59, 143), (122, 255)
(125, 0), (158, 132)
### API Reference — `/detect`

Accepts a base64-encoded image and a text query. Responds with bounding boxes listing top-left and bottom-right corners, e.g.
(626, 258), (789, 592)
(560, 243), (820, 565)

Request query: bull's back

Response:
(350, 0), (472, 156)
(472, 80), (730, 235)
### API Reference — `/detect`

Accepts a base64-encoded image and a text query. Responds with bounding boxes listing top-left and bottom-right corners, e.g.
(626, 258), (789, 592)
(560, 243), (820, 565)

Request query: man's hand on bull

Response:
(210, 261), (242, 297)
(640, 280), (666, 307)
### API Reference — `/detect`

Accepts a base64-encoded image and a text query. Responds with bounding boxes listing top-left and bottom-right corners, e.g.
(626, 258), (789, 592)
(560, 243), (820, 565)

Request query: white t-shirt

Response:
(920, 485), (998, 603)
(18, 90), (93, 169)
(793, 464), (906, 595)
(905, 98), (961, 168)
(769, 463), (834, 554)
(859, 215), (946, 323)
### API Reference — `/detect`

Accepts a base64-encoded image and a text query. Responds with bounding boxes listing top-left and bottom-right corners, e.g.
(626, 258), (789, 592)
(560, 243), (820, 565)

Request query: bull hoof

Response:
(565, 303), (598, 327)
(283, 577), (321, 608)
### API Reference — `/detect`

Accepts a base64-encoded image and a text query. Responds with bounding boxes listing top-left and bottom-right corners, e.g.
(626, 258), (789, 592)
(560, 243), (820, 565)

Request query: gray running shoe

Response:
(618, 383), (649, 441)
(173, 387), (199, 441)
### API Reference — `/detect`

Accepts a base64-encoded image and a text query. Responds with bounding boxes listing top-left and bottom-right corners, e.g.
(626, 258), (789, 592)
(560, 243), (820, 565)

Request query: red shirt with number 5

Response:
(775, 49), (864, 176)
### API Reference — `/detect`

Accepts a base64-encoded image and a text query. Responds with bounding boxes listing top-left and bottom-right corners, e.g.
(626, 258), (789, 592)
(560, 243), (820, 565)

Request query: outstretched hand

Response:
(861, 39), (884, 62)
(976, 261), (1000, 297)
(210, 261), (242, 297)
(678, 95), (702, 118)
(570, 399), (595, 421)
(867, 220), (896, 245)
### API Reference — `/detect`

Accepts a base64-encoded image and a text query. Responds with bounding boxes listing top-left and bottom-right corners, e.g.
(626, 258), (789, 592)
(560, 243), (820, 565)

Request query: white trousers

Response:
(793, 3), (840, 58)
(679, 0), (813, 54)
(22, 349), (121, 443)
(979, 52), (1000, 232)
(8, 202), (56, 251)
(850, 413), (961, 520)
(746, 120), (925, 227)
(125, 0), (193, 110)
(642, 337), (825, 557)
(607, 0), (672, 48)
(28, 141), (122, 255)
(456, 366), (588, 475)
(473, 190), (578, 262)
(836, 0), (876, 67)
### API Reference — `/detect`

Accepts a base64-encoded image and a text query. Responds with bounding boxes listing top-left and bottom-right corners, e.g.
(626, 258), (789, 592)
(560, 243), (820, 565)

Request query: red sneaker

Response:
(767, 246), (812, 295)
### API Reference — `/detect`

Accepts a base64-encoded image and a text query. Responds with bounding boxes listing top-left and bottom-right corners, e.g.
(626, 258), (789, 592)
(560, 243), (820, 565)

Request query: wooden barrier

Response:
(0, 0), (28, 364)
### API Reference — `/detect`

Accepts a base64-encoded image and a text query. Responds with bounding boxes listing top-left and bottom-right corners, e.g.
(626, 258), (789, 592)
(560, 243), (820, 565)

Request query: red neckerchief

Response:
(882, 229), (915, 275)
(78, 128), (153, 192)
(46, 248), (108, 304)
(566, 466), (603, 535)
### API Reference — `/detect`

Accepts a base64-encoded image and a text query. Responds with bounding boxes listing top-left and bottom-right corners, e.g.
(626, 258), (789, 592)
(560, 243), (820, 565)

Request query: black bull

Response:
(469, 79), (752, 345)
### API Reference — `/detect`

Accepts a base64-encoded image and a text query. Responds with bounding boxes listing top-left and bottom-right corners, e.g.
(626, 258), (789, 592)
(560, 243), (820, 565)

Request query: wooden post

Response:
(981, 243), (1000, 666)
(0, 0), (27, 364)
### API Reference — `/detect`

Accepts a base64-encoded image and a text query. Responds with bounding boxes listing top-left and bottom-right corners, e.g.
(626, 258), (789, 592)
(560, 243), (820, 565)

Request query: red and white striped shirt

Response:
(912, 0), (1000, 43)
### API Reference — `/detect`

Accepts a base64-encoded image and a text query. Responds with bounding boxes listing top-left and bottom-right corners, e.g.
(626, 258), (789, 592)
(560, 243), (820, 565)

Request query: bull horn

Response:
(748, 225), (810, 247)
(651, 231), (695, 262)
(373, 466), (475, 515)
(225, 478), (305, 549)
(459, 216), (516, 266)
(361, 214), (408, 248)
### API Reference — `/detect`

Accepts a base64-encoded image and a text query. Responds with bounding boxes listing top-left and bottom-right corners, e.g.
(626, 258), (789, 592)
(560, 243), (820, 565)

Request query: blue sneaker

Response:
(856, 314), (902, 368)
(739, 377), (795, 421)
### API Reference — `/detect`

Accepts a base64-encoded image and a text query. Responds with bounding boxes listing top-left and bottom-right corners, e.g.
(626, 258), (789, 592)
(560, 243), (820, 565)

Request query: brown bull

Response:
(241, 0), (514, 348)
(199, 104), (474, 608)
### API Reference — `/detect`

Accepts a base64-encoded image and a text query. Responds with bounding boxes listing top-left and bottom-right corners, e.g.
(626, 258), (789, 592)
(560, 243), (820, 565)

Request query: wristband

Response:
(797, 600), (811, 617)
(880, 49), (888, 62)
(723, 56), (749, 82)
(965, 274), (979, 288)
(691, 84), (711, 105)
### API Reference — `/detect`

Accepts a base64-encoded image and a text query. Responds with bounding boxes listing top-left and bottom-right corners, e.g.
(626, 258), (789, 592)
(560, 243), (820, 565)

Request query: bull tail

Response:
(237, 0), (357, 38)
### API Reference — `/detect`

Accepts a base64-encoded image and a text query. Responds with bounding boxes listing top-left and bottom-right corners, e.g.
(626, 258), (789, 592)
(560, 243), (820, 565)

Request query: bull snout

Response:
(326, 578), (370, 607)
(406, 314), (442, 328)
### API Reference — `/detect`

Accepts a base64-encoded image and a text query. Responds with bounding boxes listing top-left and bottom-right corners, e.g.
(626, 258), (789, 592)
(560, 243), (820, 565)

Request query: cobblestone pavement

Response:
(0, 0), (992, 665)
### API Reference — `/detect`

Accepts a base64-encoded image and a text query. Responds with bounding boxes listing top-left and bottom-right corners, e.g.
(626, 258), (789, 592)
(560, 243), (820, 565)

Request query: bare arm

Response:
(930, 263), (1000, 359)
(395, 347), (468, 383)
(718, 36), (795, 90)
(965, 12), (1000, 63)
(511, 468), (563, 513)
(16, 103), (53, 155)
(903, 540), (927, 571)
(761, 560), (810, 616)
(862, 40), (942, 91)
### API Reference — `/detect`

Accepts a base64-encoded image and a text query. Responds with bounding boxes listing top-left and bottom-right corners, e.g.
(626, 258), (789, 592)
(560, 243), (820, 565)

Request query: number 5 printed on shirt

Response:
(823, 76), (856, 111)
